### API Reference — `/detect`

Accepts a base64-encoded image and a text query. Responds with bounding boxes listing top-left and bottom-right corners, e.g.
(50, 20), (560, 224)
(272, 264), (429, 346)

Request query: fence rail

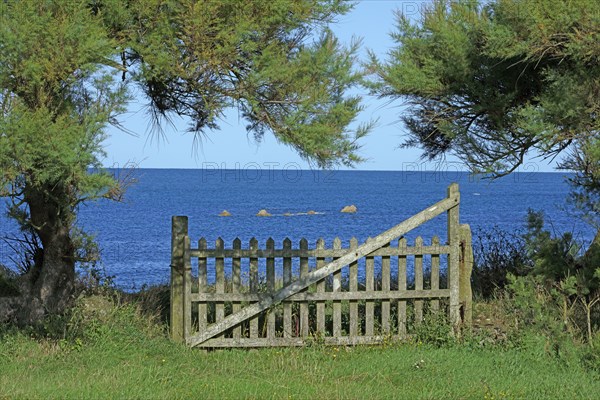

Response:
(170, 183), (472, 348)
(190, 245), (452, 258)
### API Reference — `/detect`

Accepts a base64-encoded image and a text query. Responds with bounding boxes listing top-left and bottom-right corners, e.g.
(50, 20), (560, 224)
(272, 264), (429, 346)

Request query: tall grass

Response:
(1, 295), (599, 399)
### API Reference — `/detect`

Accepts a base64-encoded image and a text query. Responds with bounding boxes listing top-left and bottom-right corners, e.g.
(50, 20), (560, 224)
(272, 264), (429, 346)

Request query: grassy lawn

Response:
(1, 314), (599, 400)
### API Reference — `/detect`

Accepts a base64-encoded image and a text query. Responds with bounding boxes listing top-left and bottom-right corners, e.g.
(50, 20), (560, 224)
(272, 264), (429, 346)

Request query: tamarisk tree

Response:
(369, 0), (599, 241)
(369, 0), (600, 338)
(0, 0), (369, 324)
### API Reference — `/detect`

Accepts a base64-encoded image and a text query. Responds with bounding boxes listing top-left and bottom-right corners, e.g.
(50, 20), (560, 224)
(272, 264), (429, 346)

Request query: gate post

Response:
(170, 216), (188, 343)
(459, 224), (473, 328)
(447, 183), (461, 334)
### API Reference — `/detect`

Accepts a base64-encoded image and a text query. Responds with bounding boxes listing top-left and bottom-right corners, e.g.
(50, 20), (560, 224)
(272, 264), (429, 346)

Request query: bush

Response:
(521, 211), (600, 344)
(472, 225), (533, 299)
(470, 209), (600, 374)
(37, 293), (166, 348)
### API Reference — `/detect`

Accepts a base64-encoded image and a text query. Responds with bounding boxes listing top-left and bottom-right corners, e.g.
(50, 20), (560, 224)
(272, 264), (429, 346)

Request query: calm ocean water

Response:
(0, 169), (594, 288)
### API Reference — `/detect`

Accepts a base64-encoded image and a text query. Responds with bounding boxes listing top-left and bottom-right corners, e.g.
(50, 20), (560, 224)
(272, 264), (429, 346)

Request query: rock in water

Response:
(340, 205), (357, 213)
(219, 210), (232, 217)
(256, 209), (272, 217)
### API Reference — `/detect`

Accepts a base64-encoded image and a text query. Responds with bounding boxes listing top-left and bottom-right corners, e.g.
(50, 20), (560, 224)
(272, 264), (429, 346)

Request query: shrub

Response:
(472, 225), (533, 299)
(521, 210), (600, 345)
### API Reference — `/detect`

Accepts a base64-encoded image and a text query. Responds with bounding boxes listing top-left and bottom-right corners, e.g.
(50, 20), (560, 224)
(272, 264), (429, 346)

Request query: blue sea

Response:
(0, 169), (594, 289)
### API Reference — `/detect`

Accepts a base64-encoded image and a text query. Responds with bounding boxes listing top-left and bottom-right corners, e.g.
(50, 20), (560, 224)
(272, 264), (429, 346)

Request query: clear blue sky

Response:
(102, 0), (556, 173)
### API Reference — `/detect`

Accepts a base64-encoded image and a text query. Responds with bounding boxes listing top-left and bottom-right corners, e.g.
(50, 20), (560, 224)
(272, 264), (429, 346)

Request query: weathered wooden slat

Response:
(215, 238), (225, 332)
(332, 237), (342, 338)
(232, 238), (241, 338)
(197, 237), (208, 333)
(398, 237), (407, 336)
(183, 235), (192, 341)
(430, 236), (440, 313)
(196, 335), (406, 348)
(266, 238), (276, 339)
(186, 192), (459, 347)
(283, 238), (292, 338)
(190, 245), (451, 258)
(447, 184), (461, 332)
(170, 216), (187, 343)
(365, 238), (375, 336)
(191, 289), (451, 302)
(299, 238), (309, 337)
(381, 242), (390, 333)
(316, 238), (325, 334)
(349, 238), (359, 337)
(459, 224), (473, 327)
(414, 236), (424, 326)
(249, 237), (259, 338)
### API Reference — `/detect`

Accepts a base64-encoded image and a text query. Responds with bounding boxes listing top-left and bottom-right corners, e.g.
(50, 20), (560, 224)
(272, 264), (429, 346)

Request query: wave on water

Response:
(281, 211), (326, 216)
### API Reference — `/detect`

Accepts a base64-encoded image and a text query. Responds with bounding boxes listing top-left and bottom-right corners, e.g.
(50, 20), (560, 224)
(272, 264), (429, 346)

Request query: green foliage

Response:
(503, 210), (600, 350)
(472, 225), (533, 298)
(581, 332), (600, 372)
(508, 274), (571, 339)
(472, 211), (600, 301)
(369, 0), (599, 236)
(370, 0), (600, 173)
(565, 147), (600, 230)
(107, 0), (369, 167)
(0, 0), (370, 317)
(470, 210), (600, 354)
(0, 0), (125, 201)
(412, 312), (455, 347)
(7, 293), (164, 348)
(0, 0), (367, 202)
(0, 0), (368, 223)
(524, 210), (600, 297)
(372, 0), (600, 346)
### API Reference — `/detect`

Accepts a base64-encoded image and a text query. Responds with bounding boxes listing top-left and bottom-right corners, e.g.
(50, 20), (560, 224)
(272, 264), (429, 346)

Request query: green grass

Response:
(0, 300), (599, 399)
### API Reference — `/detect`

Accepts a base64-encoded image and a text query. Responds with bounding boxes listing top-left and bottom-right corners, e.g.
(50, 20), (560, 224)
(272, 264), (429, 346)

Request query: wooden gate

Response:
(170, 183), (472, 348)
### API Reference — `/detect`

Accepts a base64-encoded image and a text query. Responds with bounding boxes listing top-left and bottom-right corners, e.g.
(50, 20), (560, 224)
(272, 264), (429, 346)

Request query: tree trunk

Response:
(0, 183), (76, 326)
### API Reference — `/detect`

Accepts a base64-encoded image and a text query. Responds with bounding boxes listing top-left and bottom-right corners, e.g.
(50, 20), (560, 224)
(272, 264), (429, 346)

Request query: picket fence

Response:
(170, 183), (472, 348)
